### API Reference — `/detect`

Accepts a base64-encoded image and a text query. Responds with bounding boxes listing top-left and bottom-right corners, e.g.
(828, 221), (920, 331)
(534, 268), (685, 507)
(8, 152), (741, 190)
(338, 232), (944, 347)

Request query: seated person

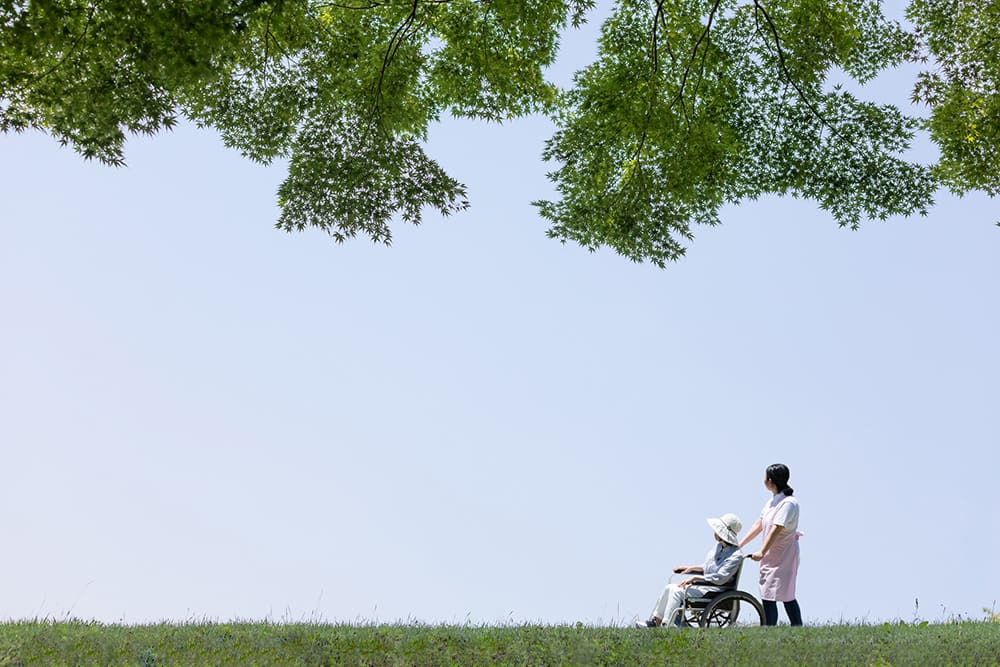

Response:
(636, 513), (744, 627)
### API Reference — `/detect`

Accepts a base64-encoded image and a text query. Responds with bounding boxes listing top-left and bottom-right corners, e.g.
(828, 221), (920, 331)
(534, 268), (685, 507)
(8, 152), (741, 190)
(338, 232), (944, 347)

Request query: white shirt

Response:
(765, 493), (799, 532)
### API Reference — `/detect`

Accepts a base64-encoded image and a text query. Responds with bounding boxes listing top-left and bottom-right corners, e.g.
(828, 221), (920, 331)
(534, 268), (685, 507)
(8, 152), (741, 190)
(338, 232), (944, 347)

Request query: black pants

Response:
(763, 599), (802, 626)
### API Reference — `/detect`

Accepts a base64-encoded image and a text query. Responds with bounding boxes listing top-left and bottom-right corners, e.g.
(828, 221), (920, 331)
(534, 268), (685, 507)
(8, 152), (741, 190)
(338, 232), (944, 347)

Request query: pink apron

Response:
(758, 496), (800, 602)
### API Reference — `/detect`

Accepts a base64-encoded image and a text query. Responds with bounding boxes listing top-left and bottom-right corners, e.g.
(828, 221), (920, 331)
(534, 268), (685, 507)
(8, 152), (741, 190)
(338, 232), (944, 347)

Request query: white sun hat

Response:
(706, 513), (742, 545)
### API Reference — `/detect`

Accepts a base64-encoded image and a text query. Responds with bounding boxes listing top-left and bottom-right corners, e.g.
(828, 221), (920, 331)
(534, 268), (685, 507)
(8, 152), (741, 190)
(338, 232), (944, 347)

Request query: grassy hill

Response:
(0, 621), (997, 665)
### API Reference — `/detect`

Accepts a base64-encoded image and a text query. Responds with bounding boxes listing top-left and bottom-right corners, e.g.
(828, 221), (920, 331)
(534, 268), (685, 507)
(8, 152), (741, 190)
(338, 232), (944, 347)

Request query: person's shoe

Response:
(634, 618), (660, 628)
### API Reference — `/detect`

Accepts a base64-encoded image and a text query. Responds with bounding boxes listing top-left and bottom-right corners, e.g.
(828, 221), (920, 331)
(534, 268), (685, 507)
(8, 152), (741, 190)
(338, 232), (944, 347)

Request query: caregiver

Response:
(738, 463), (803, 626)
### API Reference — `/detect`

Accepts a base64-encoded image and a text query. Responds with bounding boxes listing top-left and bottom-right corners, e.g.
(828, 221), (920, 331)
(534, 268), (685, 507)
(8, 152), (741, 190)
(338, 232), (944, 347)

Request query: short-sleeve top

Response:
(767, 493), (799, 532)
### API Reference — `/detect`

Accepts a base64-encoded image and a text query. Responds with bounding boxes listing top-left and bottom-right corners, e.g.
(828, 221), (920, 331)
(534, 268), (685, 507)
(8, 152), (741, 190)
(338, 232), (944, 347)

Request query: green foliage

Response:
(909, 0), (1000, 196)
(0, 1), (995, 264)
(0, 620), (999, 666)
(2, 0), (585, 244)
(0, 1), (263, 164)
(536, 0), (935, 266)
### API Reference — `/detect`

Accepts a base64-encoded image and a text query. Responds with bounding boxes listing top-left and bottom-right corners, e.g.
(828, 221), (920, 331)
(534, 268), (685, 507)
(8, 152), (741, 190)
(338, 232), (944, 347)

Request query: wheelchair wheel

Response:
(698, 591), (765, 627)
(679, 606), (702, 628)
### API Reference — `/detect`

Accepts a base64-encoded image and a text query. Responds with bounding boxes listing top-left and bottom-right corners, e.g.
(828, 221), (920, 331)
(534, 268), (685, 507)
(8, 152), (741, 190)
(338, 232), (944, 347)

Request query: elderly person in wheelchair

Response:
(636, 513), (745, 628)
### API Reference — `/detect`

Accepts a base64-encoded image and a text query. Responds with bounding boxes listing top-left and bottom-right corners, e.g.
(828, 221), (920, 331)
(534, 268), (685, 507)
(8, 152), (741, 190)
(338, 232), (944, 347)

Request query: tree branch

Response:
(370, 0), (421, 124)
(753, 0), (842, 142)
(633, 0), (722, 167)
(30, 5), (96, 86)
(674, 0), (722, 113)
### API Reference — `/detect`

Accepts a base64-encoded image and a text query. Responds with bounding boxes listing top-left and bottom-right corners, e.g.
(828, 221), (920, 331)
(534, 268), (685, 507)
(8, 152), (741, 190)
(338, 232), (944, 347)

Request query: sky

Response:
(1, 3), (998, 626)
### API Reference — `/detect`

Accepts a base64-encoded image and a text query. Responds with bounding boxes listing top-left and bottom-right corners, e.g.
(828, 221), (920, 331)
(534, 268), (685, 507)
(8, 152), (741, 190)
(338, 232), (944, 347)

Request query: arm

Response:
(750, 525), (785, 561)
(673, 563), (706, 587)
(738, 518), (763, 549)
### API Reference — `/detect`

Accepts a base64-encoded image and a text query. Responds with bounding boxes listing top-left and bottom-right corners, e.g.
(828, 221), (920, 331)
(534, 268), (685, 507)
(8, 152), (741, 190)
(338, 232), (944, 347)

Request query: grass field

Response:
(0, 620), (997, 665)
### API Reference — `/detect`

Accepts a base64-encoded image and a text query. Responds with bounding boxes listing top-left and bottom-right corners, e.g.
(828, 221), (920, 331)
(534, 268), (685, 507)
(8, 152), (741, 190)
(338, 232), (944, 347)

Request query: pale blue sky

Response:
(1, 3), (998, 625)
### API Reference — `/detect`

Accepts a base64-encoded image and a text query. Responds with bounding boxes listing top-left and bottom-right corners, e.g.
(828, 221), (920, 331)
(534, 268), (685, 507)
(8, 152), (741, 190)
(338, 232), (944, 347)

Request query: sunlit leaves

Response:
(536, 0), (934, 266)
(909, 0), (1000, 195)
(1, 0), (574, 244)
(0, 0), (992, 264)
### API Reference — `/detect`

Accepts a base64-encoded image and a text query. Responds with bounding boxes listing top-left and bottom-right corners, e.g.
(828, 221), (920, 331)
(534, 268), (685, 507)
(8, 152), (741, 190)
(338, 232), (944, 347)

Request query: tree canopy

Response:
(2, 0), (995, 265)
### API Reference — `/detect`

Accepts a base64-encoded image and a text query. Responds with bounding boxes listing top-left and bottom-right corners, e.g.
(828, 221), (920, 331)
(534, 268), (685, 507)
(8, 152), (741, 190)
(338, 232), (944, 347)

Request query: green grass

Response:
(0, 621), (997, 666)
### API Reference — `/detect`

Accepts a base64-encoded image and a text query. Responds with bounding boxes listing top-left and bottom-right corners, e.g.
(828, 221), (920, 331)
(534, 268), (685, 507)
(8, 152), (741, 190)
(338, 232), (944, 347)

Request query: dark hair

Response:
(766, 463), (794, 496)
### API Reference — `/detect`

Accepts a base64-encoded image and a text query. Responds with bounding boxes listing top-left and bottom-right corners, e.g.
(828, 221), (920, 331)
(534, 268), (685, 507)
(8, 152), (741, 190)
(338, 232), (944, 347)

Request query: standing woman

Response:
(739, 463), (803, 626)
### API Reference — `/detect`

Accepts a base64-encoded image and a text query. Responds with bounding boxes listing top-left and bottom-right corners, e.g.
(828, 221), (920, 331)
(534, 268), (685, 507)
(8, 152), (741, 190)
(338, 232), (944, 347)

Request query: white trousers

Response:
(651, 584), (688, 625)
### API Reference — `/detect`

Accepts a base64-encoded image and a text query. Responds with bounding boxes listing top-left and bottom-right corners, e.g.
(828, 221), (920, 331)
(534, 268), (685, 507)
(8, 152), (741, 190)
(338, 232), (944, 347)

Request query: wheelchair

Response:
(672, 556), (765, 627)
